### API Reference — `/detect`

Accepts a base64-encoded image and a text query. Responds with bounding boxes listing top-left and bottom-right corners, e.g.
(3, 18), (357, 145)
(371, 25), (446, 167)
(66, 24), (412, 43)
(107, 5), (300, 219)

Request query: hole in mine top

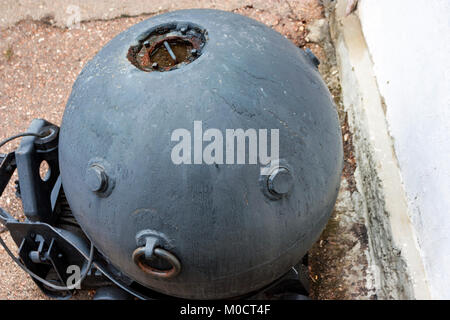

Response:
(127, 22), (207, 72)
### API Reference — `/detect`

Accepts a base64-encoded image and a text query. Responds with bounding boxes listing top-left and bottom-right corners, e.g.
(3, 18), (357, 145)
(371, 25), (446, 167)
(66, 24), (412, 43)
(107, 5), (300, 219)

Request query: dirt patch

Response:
(307, 1), (375, 300)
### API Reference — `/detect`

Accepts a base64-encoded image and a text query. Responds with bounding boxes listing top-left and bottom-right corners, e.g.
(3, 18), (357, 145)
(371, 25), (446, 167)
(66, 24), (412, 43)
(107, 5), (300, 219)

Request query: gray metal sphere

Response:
(59, 9), (343, 299)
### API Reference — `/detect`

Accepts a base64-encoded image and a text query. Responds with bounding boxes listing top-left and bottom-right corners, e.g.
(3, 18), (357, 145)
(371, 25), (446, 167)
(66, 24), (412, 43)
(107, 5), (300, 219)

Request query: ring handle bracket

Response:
(132, 230), (181, 279)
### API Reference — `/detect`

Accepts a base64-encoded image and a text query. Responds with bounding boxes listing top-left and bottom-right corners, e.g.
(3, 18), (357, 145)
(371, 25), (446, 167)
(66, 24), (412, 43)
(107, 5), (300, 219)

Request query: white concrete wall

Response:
(357, 0), (450, 299)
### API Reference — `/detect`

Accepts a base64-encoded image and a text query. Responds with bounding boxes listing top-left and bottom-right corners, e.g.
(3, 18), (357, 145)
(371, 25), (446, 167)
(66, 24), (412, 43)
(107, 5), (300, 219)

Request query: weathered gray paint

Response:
(59, 9), (343, 299)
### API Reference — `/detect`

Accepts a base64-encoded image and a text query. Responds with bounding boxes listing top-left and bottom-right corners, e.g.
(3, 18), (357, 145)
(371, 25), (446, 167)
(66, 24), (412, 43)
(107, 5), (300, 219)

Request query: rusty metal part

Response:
(132, 246), (181, 279)
(163, 41), (177, 62)
(127, 22), (207, 72)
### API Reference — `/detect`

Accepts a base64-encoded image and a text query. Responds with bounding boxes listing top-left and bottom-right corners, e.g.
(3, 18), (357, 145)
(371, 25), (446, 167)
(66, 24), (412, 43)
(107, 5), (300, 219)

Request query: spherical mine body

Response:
(59, 9), (343, 299)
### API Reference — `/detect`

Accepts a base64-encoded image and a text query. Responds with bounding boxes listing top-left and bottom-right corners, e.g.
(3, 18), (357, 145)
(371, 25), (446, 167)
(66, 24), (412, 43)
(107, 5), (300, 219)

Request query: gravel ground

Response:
(0, 0), (370, 300)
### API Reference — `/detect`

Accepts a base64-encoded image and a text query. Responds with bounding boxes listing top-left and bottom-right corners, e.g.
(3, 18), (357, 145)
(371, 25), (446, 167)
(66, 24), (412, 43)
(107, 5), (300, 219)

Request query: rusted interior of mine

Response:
(127, 24), (207, 72)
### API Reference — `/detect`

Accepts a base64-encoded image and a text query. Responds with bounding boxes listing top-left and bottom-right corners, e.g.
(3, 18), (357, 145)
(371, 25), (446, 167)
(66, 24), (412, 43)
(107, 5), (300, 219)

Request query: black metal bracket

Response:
(0, 152), (16, 198)
(14, 119), (60, 223)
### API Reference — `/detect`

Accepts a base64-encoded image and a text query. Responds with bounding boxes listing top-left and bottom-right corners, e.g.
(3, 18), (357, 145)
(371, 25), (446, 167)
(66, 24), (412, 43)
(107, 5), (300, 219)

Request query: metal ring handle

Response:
(132, 246), (181, 279)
